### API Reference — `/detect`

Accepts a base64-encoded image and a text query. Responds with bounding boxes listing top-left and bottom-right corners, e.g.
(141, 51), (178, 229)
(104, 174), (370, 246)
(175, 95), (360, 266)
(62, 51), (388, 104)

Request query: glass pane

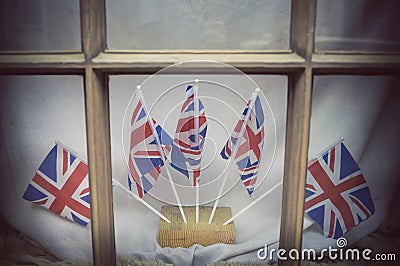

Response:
(106, 0), (291, 50)
(0, 76), (92, 262)
(316, 0), (400, 51)
(0, 0), (81, 51)
(302, 76), (400, 261)
(109, 70), (287, 263)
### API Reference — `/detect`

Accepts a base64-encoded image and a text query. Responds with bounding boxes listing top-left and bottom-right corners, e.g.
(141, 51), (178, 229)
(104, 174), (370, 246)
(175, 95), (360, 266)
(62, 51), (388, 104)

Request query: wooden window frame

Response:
(0, 0), (399, 265)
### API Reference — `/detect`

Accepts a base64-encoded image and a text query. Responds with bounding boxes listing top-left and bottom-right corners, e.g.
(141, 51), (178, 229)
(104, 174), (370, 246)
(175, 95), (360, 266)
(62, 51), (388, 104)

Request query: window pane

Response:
(0, 0), (81, 51)
(303, 76), (400, 254)
(109, 72), (287, 261)
(0, 76), (92, 262)
(316, 0), (400, 51)
(106, 0), (291, 50)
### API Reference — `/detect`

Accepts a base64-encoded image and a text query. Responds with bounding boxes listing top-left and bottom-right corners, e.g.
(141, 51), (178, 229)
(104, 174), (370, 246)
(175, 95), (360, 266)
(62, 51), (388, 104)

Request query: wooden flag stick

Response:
(112, 179), (171, 223)
(223, 181), (282, 225)
(208, 89), (260, 224)
(137, 87), (187, 223)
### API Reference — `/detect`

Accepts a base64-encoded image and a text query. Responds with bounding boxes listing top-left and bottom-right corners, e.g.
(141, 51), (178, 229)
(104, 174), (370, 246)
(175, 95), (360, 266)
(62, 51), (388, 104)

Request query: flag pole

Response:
(208, 88), (260, 224)
(194, 79), (200, 223)
(223, 181), (282, 225)
(112, 179), (171, 223)
(137, 87), (187, 224)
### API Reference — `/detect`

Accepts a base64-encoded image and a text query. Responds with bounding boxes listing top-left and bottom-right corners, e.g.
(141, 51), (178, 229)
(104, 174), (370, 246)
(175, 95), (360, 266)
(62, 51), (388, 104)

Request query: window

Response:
(315, 0), (400, 52)
(0, 0), (81, 51)
(106, 0), (291, 50)
(0, 0), (399, 265)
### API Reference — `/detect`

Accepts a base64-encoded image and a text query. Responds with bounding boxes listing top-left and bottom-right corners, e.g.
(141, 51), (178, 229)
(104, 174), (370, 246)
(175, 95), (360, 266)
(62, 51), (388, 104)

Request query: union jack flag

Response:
(305, 142), (375, 239)
(220, 93), (264, 196)
(170, 85), (208, 186)
(128, 91), (172, 198)
(22, 144), (91, 226)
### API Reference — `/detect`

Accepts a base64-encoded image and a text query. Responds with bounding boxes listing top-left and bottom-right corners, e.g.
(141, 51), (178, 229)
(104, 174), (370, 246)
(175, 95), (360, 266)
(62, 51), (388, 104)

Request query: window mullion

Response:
(279, 1), (316, 265)
(84, 68), (115, 265)
(80, 0), (106, 60)
(80, 0), (116, 265)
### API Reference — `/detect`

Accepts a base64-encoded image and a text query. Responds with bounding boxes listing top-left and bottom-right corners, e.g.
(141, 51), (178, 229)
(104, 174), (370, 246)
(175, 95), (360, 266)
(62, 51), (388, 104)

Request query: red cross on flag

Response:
(22, 144), (91, 226)
(220, 92), (265, 196)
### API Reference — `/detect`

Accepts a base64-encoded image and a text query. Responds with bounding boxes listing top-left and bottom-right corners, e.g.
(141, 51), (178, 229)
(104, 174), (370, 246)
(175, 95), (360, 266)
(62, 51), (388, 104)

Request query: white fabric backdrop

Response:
(1, 75), (400, 265)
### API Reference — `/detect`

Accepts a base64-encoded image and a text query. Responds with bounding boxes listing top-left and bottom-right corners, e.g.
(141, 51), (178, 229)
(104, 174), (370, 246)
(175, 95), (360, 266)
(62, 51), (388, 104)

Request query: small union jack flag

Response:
(305, 142), (375, 239)
(220, 93), (264, 196)
(170, 85), (208, 186)
(128, 91), (172, 198)
(22, 144), (91, 226)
